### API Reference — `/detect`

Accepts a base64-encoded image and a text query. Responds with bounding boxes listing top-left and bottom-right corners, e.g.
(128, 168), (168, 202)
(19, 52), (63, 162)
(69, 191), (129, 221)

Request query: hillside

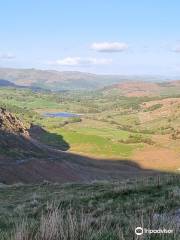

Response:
(0, 79), (16, 87)
(0, 68), (177, 91)
(0, 108), (158, 184)
(0, 174), (179, 239)
(102, 80), (180, 97)
(0, 68), (124, 90)
(0, 86), (179, 173)
(0, 107), (40, 158)
(0, 75), (179, 239)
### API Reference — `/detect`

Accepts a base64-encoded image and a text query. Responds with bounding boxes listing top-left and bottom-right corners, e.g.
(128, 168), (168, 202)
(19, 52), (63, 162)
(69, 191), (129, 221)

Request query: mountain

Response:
(0, 68), (122, 90)
(102, 80), (180, 97)
(0, 79), (16, 87)
(0, 67), (175, 91)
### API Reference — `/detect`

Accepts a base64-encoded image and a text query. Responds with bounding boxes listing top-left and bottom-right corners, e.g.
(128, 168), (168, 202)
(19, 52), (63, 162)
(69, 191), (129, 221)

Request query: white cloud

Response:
(0, 53), (15, 59)
(91, 42), (128, 52)
(49, 57), (112, 66)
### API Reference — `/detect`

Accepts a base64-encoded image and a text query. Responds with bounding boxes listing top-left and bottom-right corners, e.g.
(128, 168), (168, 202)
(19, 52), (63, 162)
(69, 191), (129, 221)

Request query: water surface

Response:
(44, 112), (80, 118)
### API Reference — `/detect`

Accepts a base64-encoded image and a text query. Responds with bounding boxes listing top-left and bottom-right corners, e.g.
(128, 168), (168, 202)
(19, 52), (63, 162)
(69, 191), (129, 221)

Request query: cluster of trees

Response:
(119, 134), (154, 145)
(143, 103), (163, 112)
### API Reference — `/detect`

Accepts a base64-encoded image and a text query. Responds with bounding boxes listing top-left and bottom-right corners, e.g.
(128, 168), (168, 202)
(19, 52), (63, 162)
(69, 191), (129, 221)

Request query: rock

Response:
(0, 107), (28, 136)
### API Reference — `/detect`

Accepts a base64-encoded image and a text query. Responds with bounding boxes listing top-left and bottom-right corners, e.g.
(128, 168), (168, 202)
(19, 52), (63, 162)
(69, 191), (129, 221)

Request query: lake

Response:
(44, 112), (81, 118)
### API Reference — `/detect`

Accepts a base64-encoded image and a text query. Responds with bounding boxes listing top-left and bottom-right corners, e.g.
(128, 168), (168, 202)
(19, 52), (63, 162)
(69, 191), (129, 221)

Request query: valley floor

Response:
(0, 86), (180, 239)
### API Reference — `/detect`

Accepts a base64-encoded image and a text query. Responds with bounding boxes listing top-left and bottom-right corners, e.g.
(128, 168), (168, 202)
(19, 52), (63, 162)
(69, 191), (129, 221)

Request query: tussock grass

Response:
(0, 174), (179, 239)
(7, 205), (180, 240)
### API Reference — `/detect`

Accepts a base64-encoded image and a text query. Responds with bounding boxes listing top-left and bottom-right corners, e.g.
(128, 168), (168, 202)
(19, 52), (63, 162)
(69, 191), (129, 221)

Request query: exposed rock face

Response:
(0, 107), (28, 135)
(0, 108), (41, 158)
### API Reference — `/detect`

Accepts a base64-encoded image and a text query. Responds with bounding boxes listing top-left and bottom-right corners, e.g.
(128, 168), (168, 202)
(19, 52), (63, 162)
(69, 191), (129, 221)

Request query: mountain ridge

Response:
(0, 67), (178, 91)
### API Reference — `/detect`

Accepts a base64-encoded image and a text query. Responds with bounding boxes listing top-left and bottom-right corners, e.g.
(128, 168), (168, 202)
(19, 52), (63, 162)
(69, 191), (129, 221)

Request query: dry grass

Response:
(0, 175), (180, 240)
(0, 175), (177, 240)
(9, 206), (180, 240)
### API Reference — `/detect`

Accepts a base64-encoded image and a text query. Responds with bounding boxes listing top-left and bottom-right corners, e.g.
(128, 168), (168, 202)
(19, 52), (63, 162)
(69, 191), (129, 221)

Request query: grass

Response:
(0, 87), (180, 239)
(0, 87), (179, 162)
(39, 118), (146, 158)
(43, 122), (142, 158)
(59, 129), (135, 157)
(0, 93), (60, 110)
(0, 174), (179, 239)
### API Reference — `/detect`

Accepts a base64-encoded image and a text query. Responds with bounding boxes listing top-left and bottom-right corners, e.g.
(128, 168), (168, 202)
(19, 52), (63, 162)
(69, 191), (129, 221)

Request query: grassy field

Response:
(40, 118), (145, 158)
(0, 174), (179, 239)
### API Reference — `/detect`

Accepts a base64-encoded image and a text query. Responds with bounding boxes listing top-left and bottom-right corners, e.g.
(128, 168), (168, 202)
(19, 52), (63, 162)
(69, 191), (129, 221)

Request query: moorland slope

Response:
(0, 108), (159, 184)
(103, 80), (180, 97)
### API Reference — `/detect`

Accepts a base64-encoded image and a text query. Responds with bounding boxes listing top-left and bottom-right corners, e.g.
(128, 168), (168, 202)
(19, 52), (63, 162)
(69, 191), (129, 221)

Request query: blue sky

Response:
(0, 0), (180, 75)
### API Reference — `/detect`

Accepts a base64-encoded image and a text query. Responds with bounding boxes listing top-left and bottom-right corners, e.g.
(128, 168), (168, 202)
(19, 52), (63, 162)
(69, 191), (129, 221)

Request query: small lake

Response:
(44, 112), (81, 118)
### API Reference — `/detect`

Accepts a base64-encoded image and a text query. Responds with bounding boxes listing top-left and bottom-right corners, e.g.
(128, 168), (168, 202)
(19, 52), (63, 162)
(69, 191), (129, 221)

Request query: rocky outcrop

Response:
(0, 107), (28, 135)
(0, 108), (42, 158)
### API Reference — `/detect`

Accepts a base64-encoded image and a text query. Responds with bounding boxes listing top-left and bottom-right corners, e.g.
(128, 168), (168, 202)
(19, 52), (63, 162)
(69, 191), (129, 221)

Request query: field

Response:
(0, 174), (179, 240)
(0, 87), (179, 171)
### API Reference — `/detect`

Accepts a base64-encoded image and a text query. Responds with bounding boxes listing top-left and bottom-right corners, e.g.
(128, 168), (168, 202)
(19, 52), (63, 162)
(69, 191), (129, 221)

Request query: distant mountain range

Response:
(0, 79), (16, 87)
(102, 80), (180, 97)
(0, 67), (178, 91)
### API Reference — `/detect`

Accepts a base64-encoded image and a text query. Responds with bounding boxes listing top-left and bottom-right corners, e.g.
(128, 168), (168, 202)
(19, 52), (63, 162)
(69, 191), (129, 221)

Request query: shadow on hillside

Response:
(28, 125), (159, 172)
(0, 79), (45, 92)
(0, 126), (174, 184)
(57, 150), (166, 179)
(0, 129), (46, 159)
(29, 124), (70, 151)
(0, 79), (16, 87)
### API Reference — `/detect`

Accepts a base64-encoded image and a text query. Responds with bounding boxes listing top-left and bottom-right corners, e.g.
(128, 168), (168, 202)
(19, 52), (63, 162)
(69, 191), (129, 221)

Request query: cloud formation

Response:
(0, 53), (15, 59)
(91, 42), (128, 52)
(50, 57), (112, 66)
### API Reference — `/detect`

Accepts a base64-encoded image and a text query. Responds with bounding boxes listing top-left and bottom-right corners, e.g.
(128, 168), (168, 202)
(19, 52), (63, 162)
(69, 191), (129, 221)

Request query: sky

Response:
(0, 0), (180, 75)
